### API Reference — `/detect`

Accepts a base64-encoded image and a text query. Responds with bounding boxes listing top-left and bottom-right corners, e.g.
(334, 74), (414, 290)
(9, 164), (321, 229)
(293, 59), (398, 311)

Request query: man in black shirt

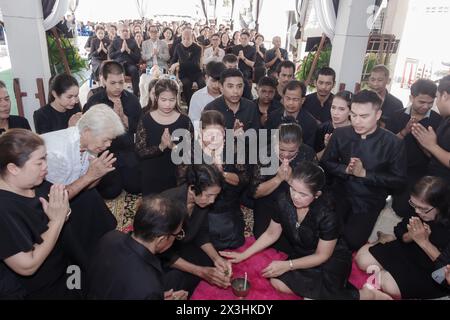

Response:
(222, 54), (253, 100)
(386, 79), (442, 217)
(232, 31), (256, 81)
(84, 61), (142, 199)
(322, 90), (407, 250)
(254, 76), (283, 128)
(273, 61), (296, 103)
(170, 28), (205, 105)
(412, 75), (450, 183)
(87, 195), (188, 300)
(108, 24), (141, 96)
(368, 64), (403, 125)
(303, 67), (336, 124)
(266, 80), (318, 150)
(204, 68), (260, 131)
(265, 36), (289, 77)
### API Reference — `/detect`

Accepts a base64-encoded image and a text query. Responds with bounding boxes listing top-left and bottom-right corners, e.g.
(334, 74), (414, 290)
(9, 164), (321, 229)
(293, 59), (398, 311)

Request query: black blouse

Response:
(159, 185), (211, 264)
(271, 193), (342, 258)
(0, 181), (67, 299)
(0, 116), (31, 136)
(33, 103), (82, 134)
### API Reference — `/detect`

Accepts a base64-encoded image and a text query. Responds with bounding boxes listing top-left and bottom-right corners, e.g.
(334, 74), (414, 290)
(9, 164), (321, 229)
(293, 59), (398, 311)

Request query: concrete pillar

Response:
(329, 0), (374, 92)
(0, 0), (52, 129)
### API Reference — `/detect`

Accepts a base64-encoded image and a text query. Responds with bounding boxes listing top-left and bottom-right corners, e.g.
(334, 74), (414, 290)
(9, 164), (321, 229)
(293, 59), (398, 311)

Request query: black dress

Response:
(369, 216), (450, 299)
(135, 112), (193, 196)
(251, 144), (318, 251)
(33, 103), (82, 134)
(0, 182), (79, 299)
(271, 193), (359, 300)
(159, 185), (214, 295)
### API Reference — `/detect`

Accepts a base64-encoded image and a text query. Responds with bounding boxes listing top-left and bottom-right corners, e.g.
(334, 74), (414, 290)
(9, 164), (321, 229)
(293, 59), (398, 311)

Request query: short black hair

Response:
(205, 61), (226, 80)
(438, 75), (450, 95)
(102, 60), (125, 80)
(370, 64), (390, 78)
(240, 31), (250, 37)
(186, 164), (224, 195)
(133, 195), (187, 242)
(223, 53), (238, 64)
(352, 89), (382, 110)
(283, 80), (306, 97)
(276, 60), (296, 74)
(316, 67), (336, 83)
(220, 68), (244, 84)
(258, 76), (277, 89)
(410, 79), (437, 98)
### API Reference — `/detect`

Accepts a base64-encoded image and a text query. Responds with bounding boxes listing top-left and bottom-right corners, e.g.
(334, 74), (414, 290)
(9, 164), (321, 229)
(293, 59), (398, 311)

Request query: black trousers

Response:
(335, 192), (386, 251)
(122, 62), (140, 96)
(180, 73), (205, 106)
(162, 243), (214, 296)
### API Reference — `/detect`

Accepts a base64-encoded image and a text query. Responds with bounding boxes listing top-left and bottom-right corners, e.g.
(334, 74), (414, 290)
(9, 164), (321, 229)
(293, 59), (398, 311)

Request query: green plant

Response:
(296, 45), (331, 89)
(46, 32), (88, 78)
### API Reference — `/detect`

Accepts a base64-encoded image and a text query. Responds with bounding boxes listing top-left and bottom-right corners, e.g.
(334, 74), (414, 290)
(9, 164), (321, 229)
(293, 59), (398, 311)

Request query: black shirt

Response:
(0, 116), (31, 136)
(315, 120), (336, 152)
(108, 38), (141, 65)
(321, 126), (407, 199)
(265, 48), (288, 74)
(89, 37), (111, 61)
(253, 46), (266, 68)
(84, 89), (142, 167)
(171, 42), (202, 79)
(427, 117), (450, 183)
(33, 103), (82, 134)
(204, 96), (261, 131)
(253, 98), (283, 128)
(381, 92), (404, 124)
(0, 182), (69, 299)
(385, 108), (442, 177)
(232, 44), (256, 80)
(266, 107), (319, 150)
(159, 185), (211, 265)
(303, 92), (334, 124)
(86, 230), (164, 300)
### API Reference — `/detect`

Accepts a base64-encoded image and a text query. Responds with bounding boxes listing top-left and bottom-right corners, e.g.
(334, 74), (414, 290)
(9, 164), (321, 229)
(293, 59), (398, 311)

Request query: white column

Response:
(329, 0), (374, 92)
(0, 0), (52, 129)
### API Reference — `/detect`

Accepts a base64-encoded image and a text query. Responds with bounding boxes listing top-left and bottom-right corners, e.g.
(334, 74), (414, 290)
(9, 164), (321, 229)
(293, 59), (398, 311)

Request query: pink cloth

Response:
(191, 237), (370, 300)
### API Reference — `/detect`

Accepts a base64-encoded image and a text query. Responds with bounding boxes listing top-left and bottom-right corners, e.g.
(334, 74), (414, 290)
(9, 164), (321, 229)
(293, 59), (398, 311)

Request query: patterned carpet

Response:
(105, 191), (254, 237)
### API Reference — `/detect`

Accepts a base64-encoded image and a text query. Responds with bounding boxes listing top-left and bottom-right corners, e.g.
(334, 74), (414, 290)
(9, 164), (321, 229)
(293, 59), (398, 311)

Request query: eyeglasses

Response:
(408, 199), (434, 214)
(170, 228), (185, 240)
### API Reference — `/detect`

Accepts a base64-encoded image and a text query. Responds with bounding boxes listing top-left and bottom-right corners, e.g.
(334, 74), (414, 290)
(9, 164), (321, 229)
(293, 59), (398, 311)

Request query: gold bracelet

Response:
(289, 259), (294, 271)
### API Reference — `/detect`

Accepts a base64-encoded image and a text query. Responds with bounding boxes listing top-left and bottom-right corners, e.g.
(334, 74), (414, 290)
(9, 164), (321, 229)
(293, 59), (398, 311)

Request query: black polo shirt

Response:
(86, 230), (164, 300)
(204, 96), (260, 131)
(428, 117), (450, 183)
(303, 92), (334, 124)
(265, 47), (288, 74)
(253, 98), (283, 128)
(386, 108), (442, 178)
(266, 107), (319, 150)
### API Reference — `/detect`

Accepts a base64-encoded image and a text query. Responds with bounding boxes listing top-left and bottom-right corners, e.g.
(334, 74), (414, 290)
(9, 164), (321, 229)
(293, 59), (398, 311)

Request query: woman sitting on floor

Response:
(160, 164), (232, 296)
(356, 176), (450, 299)
(221, 161), (392, 300)
(0, 129), (78, 299)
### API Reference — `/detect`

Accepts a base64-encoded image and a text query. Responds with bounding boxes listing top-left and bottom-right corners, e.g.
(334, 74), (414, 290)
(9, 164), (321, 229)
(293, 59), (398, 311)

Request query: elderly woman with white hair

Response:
(41, 104), (125, 270)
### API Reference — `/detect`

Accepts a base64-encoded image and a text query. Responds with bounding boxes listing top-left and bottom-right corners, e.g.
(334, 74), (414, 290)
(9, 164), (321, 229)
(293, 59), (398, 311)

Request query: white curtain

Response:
(69, 0), (79, 13)
(135, 0), (149, 19)
(43, 0), (70, 31)
(313, 0), (336, 39)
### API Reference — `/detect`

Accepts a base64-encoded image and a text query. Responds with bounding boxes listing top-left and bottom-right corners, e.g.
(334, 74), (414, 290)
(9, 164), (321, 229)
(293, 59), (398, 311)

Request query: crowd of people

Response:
(0, 17), (450, 301)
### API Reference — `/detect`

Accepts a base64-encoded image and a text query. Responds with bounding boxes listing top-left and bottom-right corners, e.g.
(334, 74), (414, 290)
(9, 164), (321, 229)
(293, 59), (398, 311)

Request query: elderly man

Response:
(265, 36), (289, 76)
(170, 28), (205, 105)
(141, 25), (170, 71)
(109, 24), (141, 96)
